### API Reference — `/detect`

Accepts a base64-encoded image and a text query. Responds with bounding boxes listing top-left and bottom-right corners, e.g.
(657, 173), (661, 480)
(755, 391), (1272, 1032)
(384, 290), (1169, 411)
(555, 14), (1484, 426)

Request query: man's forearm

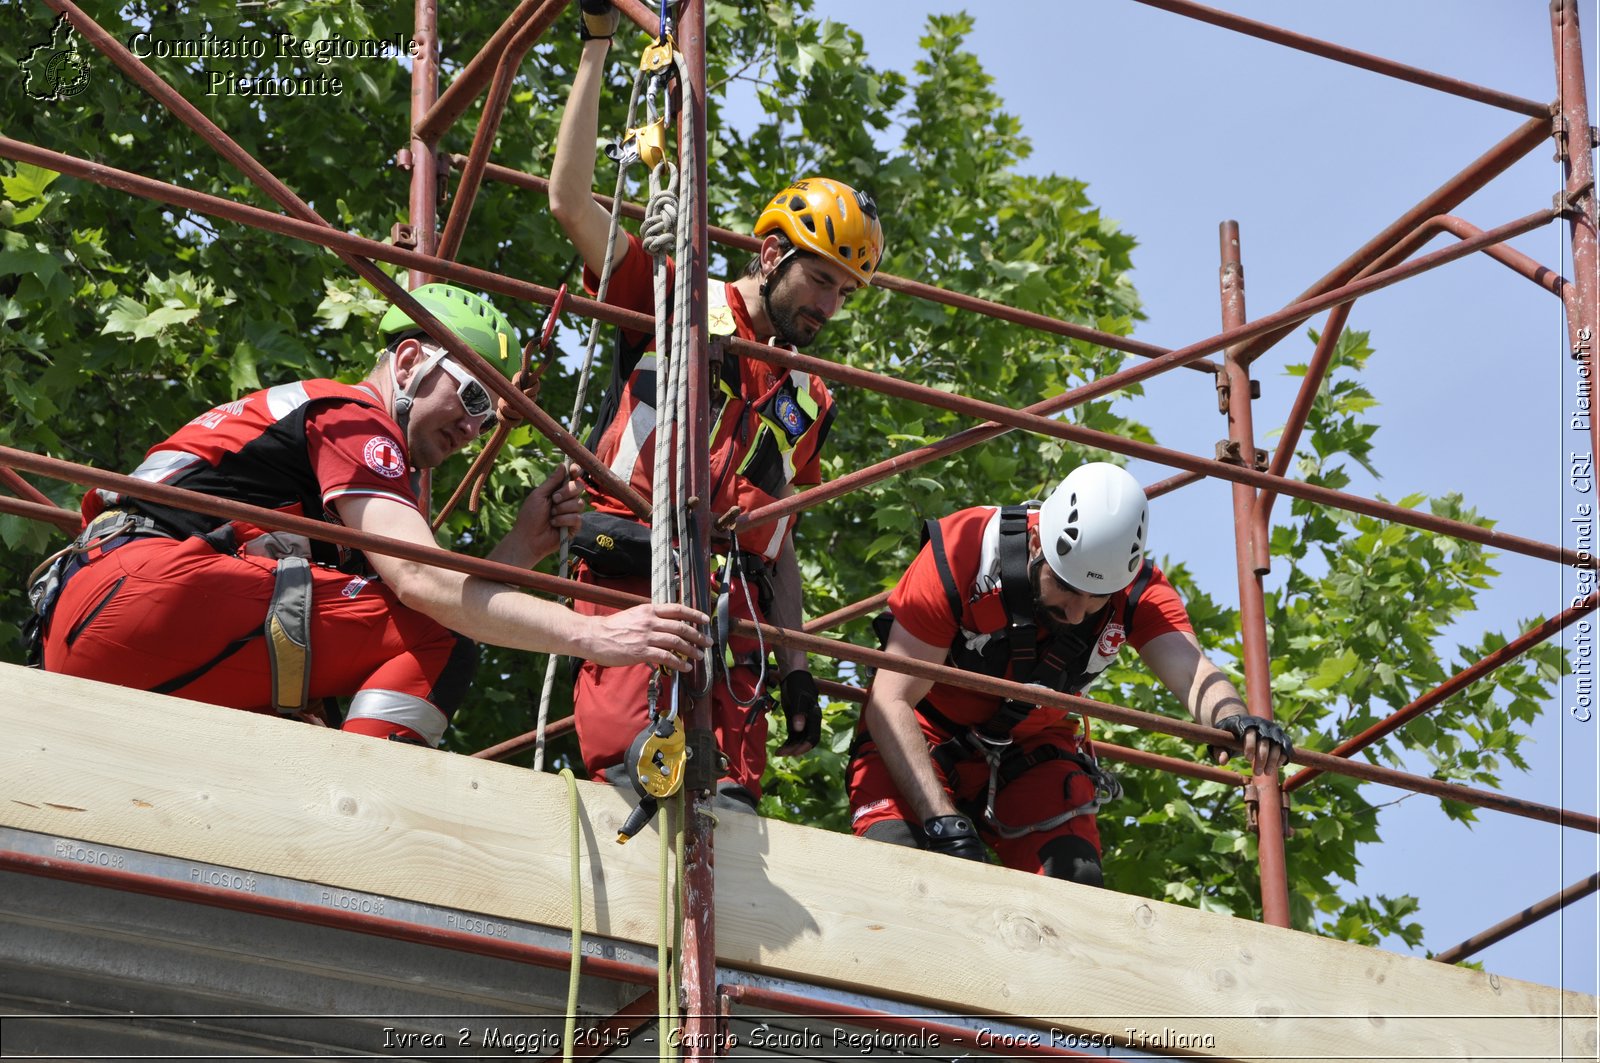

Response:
(867, 694), (957, 822)
(550, 39), (621, 267)
(767, 539), (807, 675)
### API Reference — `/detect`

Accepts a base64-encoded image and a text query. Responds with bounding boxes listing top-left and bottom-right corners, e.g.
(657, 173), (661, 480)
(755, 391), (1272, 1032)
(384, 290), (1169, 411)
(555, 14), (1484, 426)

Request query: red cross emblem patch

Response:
(363, 436), (406, 478)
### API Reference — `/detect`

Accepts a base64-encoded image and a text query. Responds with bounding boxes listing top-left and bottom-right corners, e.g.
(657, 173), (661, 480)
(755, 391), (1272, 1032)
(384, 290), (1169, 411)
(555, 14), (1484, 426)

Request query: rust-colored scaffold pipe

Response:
(1132, 0), (1549, 116)
(1231, 114), (1553, 368)
(31, 4), (650, 520)
(1432, 871), (1600, 965)
(4, 441), (1597, 834)
(406, 0), (441, 288)
(677, 3), (720, 1060)
(1218, 222), (1291, 928)
(0, 135), (1576, 569)
(1551, 0), (1600, 467)
(0, 494), (80, 535)
(1283, 594), (1600, 793)
(0, 467), (66, 516)
(414, 0), (560, 145)
(435, 0), (565, 261)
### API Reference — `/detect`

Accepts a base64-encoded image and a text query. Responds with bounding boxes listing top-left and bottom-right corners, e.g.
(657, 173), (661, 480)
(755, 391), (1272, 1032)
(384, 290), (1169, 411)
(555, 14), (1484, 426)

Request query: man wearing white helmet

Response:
(846, 462), (1292, 883)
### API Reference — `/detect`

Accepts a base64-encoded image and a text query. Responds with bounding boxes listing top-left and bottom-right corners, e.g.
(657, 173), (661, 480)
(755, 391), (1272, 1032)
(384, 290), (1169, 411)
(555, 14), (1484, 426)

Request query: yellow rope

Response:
(559, 768), (582, 1061)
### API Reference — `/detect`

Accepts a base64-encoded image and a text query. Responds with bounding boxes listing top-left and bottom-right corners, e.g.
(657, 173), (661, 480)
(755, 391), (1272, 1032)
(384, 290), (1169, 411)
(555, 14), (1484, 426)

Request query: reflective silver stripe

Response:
(128, 449), (204, 484)
(265, 381), (312, 420)
(346, 689), (448, 747)
(610, 399), (656, 482)
(753, 514), (789, 560)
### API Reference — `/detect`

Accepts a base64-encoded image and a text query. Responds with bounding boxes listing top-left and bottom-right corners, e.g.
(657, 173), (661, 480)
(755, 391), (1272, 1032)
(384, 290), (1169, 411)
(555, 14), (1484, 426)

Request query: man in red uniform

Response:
(847, 462), (1292, 884)
(30, 283), (707, 746)
(550, 0), (885, 806)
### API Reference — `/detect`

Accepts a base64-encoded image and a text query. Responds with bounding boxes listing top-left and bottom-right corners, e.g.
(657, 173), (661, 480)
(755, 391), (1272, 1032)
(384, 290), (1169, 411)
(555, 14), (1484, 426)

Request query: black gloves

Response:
(773, 669), (820, 756)
(923, 815), (987, 863)
(579, 0), (620, 41)
(1209, 713), (1294, 772)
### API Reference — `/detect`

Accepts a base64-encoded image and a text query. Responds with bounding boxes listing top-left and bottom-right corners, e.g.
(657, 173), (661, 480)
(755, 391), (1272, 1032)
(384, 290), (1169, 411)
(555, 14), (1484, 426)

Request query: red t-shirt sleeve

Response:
(304, 401), (420, 512)
(1126, 564), (1195, 650)
(887, 508), (991, 650)
(583, 230), (661, 352)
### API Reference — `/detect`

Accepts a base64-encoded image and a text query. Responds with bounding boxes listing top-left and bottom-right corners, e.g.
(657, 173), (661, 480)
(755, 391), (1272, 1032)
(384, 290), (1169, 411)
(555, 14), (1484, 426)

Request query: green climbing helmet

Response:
(379, 283), (519, 377)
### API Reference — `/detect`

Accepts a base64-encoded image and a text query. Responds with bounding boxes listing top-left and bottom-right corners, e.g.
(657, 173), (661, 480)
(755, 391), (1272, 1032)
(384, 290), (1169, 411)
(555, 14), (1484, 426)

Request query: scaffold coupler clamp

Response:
(1243, 779), (1293, 840)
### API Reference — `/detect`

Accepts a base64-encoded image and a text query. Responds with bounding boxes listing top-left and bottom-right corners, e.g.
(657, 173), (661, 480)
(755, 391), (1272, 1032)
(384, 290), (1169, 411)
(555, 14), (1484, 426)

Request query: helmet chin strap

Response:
(388, 344), (446, 440)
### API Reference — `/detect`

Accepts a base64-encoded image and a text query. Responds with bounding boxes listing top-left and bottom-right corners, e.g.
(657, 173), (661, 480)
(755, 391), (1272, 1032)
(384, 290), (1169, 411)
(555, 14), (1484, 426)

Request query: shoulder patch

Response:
(708, 303), (737, 337)
(773, 391), (809, 436)
(362, 436), (407, 479)
(1096, 623), (1127, 658)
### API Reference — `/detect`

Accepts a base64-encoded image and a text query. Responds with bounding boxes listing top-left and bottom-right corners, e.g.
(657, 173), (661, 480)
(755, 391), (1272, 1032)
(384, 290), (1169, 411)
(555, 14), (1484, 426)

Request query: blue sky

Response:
(787, 0), (1598, 996)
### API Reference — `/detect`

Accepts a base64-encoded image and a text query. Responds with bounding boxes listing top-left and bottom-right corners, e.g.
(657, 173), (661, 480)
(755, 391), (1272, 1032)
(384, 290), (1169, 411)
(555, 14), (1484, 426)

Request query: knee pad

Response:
(428, 634), (479, 717)
(863, 819), (920, 849)
(1039, 834), (1104, 887)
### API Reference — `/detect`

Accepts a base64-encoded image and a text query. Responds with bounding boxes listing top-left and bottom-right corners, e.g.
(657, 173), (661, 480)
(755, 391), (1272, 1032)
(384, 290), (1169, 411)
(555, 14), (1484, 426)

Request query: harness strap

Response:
(266, 555), (314, 715)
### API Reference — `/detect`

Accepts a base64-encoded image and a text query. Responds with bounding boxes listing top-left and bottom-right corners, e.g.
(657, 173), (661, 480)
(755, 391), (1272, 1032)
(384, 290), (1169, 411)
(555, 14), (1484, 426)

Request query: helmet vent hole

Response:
(1056, 533), (1073, 556)
(824, 215), (836, 244)
(789, 195), (806, 211)
(800, 213), (817, 234)
(840, 246), (853, 259)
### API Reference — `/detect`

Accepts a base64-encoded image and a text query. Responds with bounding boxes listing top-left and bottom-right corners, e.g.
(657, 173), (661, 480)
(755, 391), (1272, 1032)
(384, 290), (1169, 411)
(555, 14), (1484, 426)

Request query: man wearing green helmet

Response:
(29, 283), (708, 747)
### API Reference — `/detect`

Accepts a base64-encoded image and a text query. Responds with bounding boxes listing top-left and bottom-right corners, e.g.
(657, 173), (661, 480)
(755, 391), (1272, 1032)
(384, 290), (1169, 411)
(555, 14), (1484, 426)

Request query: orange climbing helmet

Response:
(754, 177), (884, 287)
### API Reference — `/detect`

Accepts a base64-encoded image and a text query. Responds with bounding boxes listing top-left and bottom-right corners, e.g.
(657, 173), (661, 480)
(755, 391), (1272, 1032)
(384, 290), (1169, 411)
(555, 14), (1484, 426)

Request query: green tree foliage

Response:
(0, 1), (1558, 948)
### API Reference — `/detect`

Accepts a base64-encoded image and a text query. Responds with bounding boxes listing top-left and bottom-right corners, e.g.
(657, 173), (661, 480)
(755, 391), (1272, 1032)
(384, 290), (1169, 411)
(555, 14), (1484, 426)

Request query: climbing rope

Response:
(559, 767), (583, 1060)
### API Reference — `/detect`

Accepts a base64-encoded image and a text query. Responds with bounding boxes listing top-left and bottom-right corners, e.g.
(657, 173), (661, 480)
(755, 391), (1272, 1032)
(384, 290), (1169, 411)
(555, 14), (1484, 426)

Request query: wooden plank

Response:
(2, 664), (1593, 1062)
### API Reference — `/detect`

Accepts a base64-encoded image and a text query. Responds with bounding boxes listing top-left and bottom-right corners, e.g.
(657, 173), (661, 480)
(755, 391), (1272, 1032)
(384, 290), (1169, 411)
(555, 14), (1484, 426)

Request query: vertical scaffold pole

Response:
(1219, 222), (1292, 927)
(1551, 0), (1599, 465)
(407, 0), (441, 288)
(677, 0), (719, 1058)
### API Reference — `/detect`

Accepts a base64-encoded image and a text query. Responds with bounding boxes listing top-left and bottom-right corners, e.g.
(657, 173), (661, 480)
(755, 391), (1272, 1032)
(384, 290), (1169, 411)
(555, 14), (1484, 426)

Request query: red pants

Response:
(847, 723), (1102, 874)
(572, 563), (770, 796)
(42, 536), (473, 746)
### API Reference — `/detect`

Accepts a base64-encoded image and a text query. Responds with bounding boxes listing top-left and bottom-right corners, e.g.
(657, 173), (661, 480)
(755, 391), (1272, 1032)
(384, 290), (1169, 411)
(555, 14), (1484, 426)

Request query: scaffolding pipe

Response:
(0, 494), (79, 535)
(1218, 222), (1291, 927)
(1233, 114), (1553, 366)
(0, 466), (60, 512)
(414, 0), (560, 145)
(677, 3), (720, 1058)
(4, 441), (1594, 832)
(473, 716), (576, 761)
(5, 133), (1569, 570)
(1552, 0), (1600, 469)
(1283, 593), (1600, 793)
(802, 591), (891, 635)
(1131, 0), (1549, 117)
(536, 989), (663, 1063)
(436, 3), (563, 261)
(448, 160), (1216, 373)
(1432, 872), (1600, 965)
(406, 0), (441, 288)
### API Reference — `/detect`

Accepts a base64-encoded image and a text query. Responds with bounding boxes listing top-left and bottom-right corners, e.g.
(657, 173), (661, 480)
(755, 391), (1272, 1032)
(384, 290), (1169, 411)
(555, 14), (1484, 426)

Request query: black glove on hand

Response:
(774, 669), (821, 756)
(578, 0), (620, 41)
(1208, 713), (1294, 770)
(923, 815), (987, 863)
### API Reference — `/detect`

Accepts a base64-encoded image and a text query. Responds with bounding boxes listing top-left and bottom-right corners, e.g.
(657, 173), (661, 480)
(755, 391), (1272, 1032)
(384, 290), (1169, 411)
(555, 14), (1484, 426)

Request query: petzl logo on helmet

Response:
(23, 15), (91, 102)
(363, 436), (406, 478)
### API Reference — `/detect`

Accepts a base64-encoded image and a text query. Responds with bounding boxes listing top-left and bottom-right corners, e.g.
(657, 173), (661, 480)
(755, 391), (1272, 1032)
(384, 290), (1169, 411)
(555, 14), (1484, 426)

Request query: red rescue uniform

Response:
(847, 506), (1194, 873)
(573, 233), (836, 797)
(41, 379), (475, 746)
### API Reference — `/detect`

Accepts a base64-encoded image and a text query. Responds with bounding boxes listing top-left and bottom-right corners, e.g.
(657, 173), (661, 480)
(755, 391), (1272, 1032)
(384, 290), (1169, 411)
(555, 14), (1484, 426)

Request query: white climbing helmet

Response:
(1038, 462), (1148, 595)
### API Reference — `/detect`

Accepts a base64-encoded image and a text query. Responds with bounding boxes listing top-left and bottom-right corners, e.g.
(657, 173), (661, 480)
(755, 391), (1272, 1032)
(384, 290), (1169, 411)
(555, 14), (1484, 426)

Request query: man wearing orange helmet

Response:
(550, 0), (885, 807)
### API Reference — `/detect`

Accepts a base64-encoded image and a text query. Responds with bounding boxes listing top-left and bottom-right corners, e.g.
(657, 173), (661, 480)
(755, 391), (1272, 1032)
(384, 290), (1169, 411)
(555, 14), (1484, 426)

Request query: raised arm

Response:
(549, 13), (630, 273)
